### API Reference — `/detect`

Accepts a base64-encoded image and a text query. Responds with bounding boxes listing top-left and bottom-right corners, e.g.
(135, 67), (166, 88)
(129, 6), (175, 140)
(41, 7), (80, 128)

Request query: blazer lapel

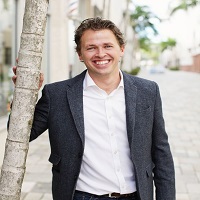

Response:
(66, 72), (86, 144)
(66, 71), (137, 148)
(123, 72), (137, 149)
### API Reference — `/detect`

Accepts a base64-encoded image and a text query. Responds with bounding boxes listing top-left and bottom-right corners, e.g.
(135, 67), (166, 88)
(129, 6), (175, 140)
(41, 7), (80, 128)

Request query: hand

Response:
(12, 65), (17, 85)
(12, 60), (44, 90)
(38, 72), (44, 89)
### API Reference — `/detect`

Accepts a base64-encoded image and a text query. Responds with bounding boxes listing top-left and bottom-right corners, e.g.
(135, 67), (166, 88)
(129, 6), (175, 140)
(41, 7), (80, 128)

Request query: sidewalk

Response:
(0, 116), (7, 170)
(0, 118), (52, 200)
(0, 116), (7, 133)
(139, 69), (200, 200)
(0, 69), (200, 200)
(20, 133), (52, 200)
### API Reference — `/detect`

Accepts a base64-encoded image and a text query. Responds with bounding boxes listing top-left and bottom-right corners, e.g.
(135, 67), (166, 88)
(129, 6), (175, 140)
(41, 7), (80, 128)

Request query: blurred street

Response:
(0, 69), (200, 200)
(139, 69), (200, 200)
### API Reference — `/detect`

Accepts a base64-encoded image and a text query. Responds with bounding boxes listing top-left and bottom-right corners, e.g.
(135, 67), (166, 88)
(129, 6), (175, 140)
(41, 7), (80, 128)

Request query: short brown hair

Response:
(74, 17), (125, 54)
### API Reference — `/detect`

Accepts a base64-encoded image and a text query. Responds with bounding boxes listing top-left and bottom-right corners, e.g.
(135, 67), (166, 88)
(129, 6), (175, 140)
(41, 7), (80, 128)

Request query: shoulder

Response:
(122, 71), (161, 104)
(122, 71), (158, 92)
(43, 70), (87, 91)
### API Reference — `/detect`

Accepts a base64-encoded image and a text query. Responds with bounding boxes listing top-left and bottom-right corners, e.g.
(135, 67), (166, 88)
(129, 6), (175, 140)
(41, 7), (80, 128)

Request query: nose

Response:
(96, 47), (106, 58)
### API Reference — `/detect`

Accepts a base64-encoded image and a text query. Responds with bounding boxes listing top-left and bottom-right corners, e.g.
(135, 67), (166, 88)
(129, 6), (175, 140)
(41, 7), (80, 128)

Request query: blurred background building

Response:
(159, 0), (200, 73)
(0, 0), (200, 119)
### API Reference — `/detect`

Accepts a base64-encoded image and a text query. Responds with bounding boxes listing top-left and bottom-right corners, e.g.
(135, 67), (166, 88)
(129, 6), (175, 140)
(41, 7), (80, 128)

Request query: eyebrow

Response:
(86, 42), (113, 47)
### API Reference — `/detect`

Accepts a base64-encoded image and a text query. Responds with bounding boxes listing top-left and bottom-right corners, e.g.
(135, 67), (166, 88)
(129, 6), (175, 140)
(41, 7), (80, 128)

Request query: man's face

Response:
(78, 29), (124, 80)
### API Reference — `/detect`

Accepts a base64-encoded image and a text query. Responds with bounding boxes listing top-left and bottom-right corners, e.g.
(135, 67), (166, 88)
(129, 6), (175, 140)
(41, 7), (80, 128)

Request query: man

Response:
(12, 17), (175, 200)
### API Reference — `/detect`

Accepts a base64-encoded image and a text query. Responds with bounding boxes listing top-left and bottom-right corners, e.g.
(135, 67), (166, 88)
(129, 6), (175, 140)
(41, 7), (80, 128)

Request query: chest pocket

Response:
(136, 103), (151, 114)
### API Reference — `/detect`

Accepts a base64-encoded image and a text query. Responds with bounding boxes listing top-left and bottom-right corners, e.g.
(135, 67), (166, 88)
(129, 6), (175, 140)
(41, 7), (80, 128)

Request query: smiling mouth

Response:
(94, 60), (110, 65)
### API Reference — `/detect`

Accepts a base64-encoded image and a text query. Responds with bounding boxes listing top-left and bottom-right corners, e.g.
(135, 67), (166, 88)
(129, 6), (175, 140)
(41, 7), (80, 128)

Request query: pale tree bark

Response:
(0, 0), (49, 199)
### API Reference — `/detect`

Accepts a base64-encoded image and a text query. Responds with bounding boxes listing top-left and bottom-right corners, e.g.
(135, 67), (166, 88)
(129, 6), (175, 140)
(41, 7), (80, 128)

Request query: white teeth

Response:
(96, 60), (109, 65)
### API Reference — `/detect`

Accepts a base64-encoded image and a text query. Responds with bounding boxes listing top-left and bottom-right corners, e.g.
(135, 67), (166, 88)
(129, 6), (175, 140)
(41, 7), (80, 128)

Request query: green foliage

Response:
(130, 5), (161, 55)
(130, 5), (160, 38)
(169, 66), (179, 71)
(170, 0), (200, 15)
(160, 38), (177, 52)
(3, 0), (9, 10)
(139, 37), (151, 52)
(125, 67), (141, 75)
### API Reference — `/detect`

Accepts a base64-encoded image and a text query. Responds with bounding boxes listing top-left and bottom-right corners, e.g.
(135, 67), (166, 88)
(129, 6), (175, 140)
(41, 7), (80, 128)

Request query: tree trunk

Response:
(0, 0), (49, 199)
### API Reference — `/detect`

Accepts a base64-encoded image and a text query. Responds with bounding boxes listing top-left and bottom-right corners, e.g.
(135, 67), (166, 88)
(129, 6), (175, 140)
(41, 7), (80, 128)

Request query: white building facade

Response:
(160, 4), (200, 72)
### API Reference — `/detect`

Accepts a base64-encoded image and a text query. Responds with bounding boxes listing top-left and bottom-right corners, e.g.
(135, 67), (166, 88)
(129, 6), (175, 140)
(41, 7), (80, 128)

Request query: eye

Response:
(87, 46), (96, 51)
(105, 45), (112, 49)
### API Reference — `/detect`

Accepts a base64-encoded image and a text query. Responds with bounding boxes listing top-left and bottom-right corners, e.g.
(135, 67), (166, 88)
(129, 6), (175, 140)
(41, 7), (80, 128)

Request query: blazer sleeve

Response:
(152, 83), (176, 200)
(30, 85), (50, 141)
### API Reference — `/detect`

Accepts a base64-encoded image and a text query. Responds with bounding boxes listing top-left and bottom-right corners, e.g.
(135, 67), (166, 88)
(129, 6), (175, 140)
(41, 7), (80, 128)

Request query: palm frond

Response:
(170, 0), (200, 15)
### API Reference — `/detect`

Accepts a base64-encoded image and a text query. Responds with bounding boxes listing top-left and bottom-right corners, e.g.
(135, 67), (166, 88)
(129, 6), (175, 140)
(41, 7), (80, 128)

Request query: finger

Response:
(39, 73), (44, 89)
(12, 75), (17, 85)
(12, 66), (17, 75)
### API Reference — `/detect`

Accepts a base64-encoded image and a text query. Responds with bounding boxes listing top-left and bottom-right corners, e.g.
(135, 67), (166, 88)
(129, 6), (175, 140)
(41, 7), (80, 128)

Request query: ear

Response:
(120, 45), (125, 56)
(78, 52), (83, 61)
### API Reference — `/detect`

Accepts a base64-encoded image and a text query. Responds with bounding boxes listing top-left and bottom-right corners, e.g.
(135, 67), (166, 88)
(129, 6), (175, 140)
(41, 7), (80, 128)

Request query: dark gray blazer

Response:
(30, 70), (175, 200)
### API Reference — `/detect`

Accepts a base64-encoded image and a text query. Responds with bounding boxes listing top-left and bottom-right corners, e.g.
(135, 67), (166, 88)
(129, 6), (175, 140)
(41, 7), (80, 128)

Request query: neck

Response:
(89, 71), (121, 94)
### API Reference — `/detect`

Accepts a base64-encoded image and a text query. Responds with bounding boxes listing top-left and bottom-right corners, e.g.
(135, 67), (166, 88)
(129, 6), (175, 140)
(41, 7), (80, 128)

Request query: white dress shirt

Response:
(76, 70), (136, 195)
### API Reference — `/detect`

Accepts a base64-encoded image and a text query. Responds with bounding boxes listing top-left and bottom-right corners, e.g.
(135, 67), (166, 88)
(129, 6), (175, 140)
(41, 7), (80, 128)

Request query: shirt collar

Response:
(83, 70), (124, 91)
